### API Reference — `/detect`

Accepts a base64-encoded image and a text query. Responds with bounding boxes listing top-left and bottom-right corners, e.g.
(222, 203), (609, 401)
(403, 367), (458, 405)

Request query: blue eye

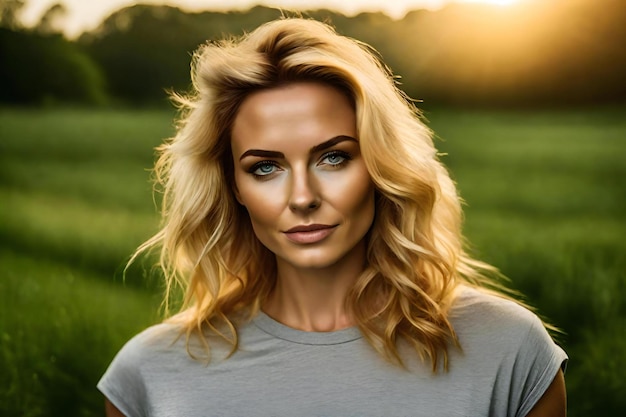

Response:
(250, 161), (278, 177)
(321, 151), (350, 167)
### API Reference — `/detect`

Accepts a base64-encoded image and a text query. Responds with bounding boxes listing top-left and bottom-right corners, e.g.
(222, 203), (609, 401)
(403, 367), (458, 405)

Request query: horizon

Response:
(19, 0), (523, 38)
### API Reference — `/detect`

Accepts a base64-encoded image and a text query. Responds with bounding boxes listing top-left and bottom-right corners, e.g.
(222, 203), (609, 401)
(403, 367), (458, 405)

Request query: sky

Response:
(20, 0), (520, 38)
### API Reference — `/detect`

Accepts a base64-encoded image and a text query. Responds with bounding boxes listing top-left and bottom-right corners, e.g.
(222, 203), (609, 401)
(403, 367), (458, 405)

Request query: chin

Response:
(282, 254), (342, 270)
(278, 245), (356, 270)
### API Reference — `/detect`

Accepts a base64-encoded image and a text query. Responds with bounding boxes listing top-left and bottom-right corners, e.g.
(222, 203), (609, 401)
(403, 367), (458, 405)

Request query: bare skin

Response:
(231, 82), (375, 332)
(527, 369), (567, 417)
(104, 399), (124, 417)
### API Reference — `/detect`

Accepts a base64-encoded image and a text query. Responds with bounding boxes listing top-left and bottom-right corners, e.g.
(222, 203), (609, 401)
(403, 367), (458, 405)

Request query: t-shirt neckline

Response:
(252, 311), (363, 345)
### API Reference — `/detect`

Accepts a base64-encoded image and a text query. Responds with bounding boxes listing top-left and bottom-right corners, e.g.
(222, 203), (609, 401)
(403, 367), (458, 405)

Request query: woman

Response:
(99, 17), (567, 416)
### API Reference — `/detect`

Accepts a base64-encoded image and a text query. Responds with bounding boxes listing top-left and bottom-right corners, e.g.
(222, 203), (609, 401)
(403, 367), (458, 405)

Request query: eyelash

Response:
(248, 160), (279, 178)
(247, 150), (353, 179)
(320, 150), (352, 167)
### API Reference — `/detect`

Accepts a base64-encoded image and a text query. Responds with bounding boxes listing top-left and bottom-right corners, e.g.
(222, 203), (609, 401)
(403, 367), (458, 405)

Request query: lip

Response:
(283, 224), (338, 244)
(285, 224), (335, 233)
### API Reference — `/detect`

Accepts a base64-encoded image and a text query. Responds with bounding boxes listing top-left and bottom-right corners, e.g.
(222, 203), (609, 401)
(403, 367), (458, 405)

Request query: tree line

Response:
(1, 0), (625, 107)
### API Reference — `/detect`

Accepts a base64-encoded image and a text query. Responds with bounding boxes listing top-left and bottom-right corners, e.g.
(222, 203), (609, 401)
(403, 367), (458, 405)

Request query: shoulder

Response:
(452, 285), (535, 318)
(114, 322), (183, 363)
(448, 285), (568, 416)
(97, 323), (181, 417)
(98, 322), (184, 390)
(447, 285), (566, 370)
(450, 285), (541, 338)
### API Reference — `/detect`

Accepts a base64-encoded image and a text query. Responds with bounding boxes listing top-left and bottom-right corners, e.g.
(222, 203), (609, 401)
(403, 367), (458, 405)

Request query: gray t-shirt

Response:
(98, 286), (567, 417)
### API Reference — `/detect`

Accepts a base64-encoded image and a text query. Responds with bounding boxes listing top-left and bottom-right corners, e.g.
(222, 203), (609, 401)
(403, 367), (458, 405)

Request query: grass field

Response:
(1, 106), (624, 416)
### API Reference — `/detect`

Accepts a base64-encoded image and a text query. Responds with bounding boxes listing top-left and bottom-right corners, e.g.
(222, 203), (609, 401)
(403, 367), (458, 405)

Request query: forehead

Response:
(230, 82), (357, 155)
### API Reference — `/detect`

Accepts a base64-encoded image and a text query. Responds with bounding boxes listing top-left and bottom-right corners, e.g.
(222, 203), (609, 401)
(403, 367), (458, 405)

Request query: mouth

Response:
(283, 224), (338, 244)
(285, 224), (336, 233)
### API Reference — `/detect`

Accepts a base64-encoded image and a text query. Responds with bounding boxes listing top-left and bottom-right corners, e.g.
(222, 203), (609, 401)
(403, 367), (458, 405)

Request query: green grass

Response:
(0, 249), (160, 417)
(1, 106), (624, 416)
(0, 108), (168, 417)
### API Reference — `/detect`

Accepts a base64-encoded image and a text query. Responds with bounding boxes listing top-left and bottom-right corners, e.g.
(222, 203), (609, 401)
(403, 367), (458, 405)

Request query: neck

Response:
(263, 241), (366, 332)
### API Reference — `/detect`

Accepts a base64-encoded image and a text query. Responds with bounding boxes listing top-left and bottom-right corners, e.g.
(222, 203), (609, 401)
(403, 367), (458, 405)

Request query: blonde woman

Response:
(99, 18), (567, 417)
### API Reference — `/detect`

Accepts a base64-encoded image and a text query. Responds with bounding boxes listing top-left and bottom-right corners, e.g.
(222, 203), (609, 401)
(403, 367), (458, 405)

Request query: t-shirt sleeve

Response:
(512, 313), (568, 417)
(97, 334), (150, 417)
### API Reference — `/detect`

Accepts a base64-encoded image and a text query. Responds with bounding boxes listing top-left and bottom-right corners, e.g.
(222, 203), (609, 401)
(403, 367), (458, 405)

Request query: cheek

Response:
(330, 167), (375, 216)
(234, 178), (284, 228)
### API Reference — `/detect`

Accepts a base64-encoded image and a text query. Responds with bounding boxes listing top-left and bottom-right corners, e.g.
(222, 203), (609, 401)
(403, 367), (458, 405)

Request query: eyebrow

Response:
(238, 135), (357, 161)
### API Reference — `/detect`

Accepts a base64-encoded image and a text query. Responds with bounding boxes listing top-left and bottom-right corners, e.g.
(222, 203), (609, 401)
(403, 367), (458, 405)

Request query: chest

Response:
(141, 344), (505, 417)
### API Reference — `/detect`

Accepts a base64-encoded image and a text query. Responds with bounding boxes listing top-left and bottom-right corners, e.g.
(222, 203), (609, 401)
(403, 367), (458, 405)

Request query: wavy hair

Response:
(133, 17), (512, 371)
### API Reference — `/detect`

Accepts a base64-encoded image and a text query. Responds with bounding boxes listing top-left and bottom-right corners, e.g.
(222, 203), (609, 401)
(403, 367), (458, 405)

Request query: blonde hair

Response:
(135, 17), (511, 371)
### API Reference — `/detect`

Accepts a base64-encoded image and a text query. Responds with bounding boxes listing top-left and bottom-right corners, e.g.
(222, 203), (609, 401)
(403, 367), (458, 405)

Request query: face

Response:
(231, 82), (375, 271)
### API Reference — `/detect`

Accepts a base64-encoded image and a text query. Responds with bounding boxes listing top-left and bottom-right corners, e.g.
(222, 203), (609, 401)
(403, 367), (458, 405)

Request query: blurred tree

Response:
(0, 28), (108, 104)
(0, 0), (24, 29)
(3, 0), (624, 106)
(79, 2), (626, 107)
(36, 2), (67, 35)
(80, 5), (283, 104)
(375, 0), (626, 106)
(0, 0), (110, 105)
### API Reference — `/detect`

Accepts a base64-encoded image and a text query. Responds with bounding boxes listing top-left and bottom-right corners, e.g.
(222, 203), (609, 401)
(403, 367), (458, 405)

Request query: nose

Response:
(288, 167), (321, 213)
